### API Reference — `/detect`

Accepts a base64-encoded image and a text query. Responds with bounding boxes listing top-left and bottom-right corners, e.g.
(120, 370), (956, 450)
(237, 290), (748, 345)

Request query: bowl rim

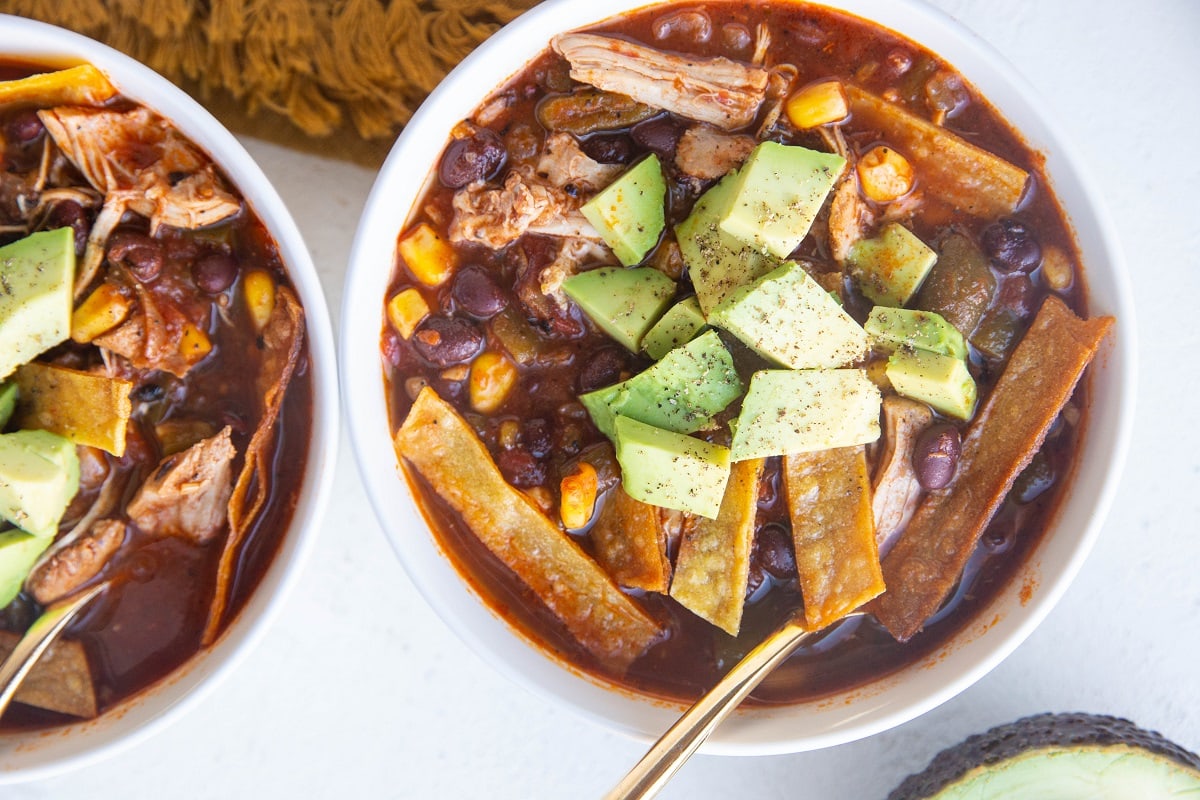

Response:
(341, 0), (1137, 755)
(0, 13), (340, 782)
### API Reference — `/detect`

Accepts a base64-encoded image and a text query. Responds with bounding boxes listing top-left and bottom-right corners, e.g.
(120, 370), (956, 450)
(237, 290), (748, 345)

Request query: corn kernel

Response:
(497, 419), (522, 449)
(559, 462), (598, 530)
(857, 145), (914, 202)
(399, 222), (456, 287)
(785, 80), (849, 129)
(243, 269), (276, 332)
(179, 322), (213, 363)
(1041, 245), (1075, 291)
(71, 283), (134, 343)
(387, 287), (430, 339)
(469, 351), (518, 414)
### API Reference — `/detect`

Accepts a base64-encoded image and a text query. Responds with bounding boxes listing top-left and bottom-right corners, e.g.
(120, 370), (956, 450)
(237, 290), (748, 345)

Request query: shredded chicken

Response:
(450, 166), (600, 250)
(127, 426), (236, 544)
(93, 283), (195, 378)
(535, 132), (622, 192)
(757, 64), (797, 137)
(675, 125), (755, 180)
(552, 33), (769, 131)
(871, 396), (933, 557)
(26, 519), (125, 606)
(828, 172), (873, 263)
(36, 106), (241, 296)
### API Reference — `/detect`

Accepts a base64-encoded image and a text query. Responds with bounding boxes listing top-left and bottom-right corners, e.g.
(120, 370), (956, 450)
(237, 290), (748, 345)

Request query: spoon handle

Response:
(604, 617), (816, 800)
(0, 582), (107, 718)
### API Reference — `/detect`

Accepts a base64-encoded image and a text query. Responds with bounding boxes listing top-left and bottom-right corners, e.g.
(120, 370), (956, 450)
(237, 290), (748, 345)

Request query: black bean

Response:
(581, 133), (634, 165)
(523, 418), (552, 458)
(193, 252), (239, 294)
(6, 110), (44, 144)
(981, 218), (1042, 274)
(107, 231), (164, 282)
(755, 523), (796, 580)
(995, 273), (1037, 319)
(453, 266), (508, 318)
(438, 128), (507, 189)
(46, 201), (89, 254)
(577, 347), (626, 393)
(411, 316), (484, 366)
(497, 447), (546, 488)
(631, 116), (685, 158)
(913, 424), (962, 490)
(134, 382), (165, 402)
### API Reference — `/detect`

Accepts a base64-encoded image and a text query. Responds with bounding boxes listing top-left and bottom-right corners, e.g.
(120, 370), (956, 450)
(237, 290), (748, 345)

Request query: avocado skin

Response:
(888, 712), (1200, 800)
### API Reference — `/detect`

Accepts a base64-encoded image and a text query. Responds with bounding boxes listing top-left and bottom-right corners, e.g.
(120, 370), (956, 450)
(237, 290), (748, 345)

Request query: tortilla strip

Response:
(669, 458), (764, 636)
(873, 296), (1114, 640)
(14, 362), (132, 456)
(0, 631), (96, 718)
(845, 85), (1029, 219)
(590, 487), (671, 593)
(395, 387), (663, 670)
(785, 445), (885, 629)
(0, 65), (117, 109)
(202, 286), (305, 646)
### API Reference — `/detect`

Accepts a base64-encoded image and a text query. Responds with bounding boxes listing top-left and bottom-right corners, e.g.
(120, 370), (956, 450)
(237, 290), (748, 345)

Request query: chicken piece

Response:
(36, 106), (241, 296)
(871, 396), (933, 557)
(536, 132), (622, 192)
(93, 283), (194, 378)
(26, 519), (125, 606)
(127, 426), (236, 544)
(449, 167), (599, 250)
(828, 172), (872, 263)
(552, 33), (769, 131)
(674, 125), (755, 180)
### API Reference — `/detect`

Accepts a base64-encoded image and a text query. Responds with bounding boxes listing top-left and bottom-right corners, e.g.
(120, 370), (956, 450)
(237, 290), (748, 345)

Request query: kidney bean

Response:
(581, 133), (634, 165)
(453, 266), (508, 318)
(438, 128), (507, 189)
(631, 116), (685, 159)
(913, 424), (962, 490)
(497, 447), (546, 488)
(981, 218), (1042, 273)
(577, 347), (626, 393)
(755, 523), (796, 580)
(46, 201), (90, 254)
(411, 316), (484, 366)
(108, 231), (164, 282)
(6, 110), (44, 144)
(193, 252), (239, 294)
(995, 273), (1037, 318)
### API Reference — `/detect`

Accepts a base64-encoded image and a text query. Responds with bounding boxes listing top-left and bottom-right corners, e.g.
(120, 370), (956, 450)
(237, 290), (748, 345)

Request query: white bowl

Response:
(342, 0), (1136, 755)
(0, 15), (339, 781)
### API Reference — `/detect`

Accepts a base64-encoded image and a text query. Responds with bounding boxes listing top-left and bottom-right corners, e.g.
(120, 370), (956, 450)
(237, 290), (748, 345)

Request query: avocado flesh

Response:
(0, 227), (76, 381)
(847, 222), (937, 308)
(561, 266), (675, 352)
(613, 415), (731, 519)
(0, 528), (53, 607)
(642, 296), (707, 360)
(0, 428), (80, 535)
(0, 381), (16, 429)
(580, 154), (666, 266)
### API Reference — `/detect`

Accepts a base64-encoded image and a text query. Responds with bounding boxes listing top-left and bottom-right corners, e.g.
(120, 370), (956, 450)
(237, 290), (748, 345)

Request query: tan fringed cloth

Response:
(1, 0), (541, 164)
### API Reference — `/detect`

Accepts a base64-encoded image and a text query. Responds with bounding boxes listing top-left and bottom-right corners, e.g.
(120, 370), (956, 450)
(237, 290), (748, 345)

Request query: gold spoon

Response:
(604, 612), (860, 800)
(0, 582), (108, 717)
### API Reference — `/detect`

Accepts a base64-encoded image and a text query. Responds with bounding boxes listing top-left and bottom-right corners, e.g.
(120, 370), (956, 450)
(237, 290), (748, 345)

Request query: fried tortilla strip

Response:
(845, 85), (1029, 219)
(202, 286), (304, 646)
(395, 387), (663, 670)
(0, 65), (117, 109)
(590, 486), (671, 593)
(669, 458), (764, 636)
(785, 445), (885, 629)
(14, 362), (132, 456)
(874, 296), (1114, 640)
(0, 630), (96, 719)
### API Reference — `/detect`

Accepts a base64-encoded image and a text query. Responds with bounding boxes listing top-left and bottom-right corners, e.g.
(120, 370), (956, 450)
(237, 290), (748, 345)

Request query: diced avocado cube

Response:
(642, 296), (708, 360)
(886, 348), (977, 420)
(0, 227), (76, 381)
(716, 142), (846, 259)
(709, 261), (868, 369)
(846, 223), (937, 308)
(581, 154), (666, 266)
(675, 171), (780, 314)
(562, 266), (675, 352)
(580, 330), (743, 438)
(865, 306), (968, 360)
(729, 369), (881, 460)
(613, 415), (731, 519)
(0, 381), (16, 429)
(0, 429), (80, 536)
(0, 528), (54, 608)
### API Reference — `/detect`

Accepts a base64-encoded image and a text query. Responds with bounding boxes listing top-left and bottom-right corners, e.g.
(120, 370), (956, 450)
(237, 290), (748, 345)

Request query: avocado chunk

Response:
(846, 222), (937, 308)
(889, 712), (1200, 800)
(0, 381), (16, 429)
(886, 348), (977, 420)
(729, 369), (881, 460)
(709, 261), (869, 369)
(0, 227), (76, 381)
(675, 170), (780, 314)
(613, 415), (731, 519)
(0, 527), (54, 608)
(0, 429), (80, 536)
(716, 141), (846, 259)
(580, 154), (666, 266)
(865, 306), (967, 360)
(642, 296), (708, 360)
(581, 330), (743, 438)
(561, 266), (675, 352)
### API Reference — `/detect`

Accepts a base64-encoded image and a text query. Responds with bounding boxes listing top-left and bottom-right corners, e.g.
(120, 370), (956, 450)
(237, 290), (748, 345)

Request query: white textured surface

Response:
(8, 0), (1200, 796)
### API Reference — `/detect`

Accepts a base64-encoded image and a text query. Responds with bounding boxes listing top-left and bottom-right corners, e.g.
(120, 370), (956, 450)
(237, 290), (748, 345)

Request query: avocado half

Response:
(889, 712), (1200, 799)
